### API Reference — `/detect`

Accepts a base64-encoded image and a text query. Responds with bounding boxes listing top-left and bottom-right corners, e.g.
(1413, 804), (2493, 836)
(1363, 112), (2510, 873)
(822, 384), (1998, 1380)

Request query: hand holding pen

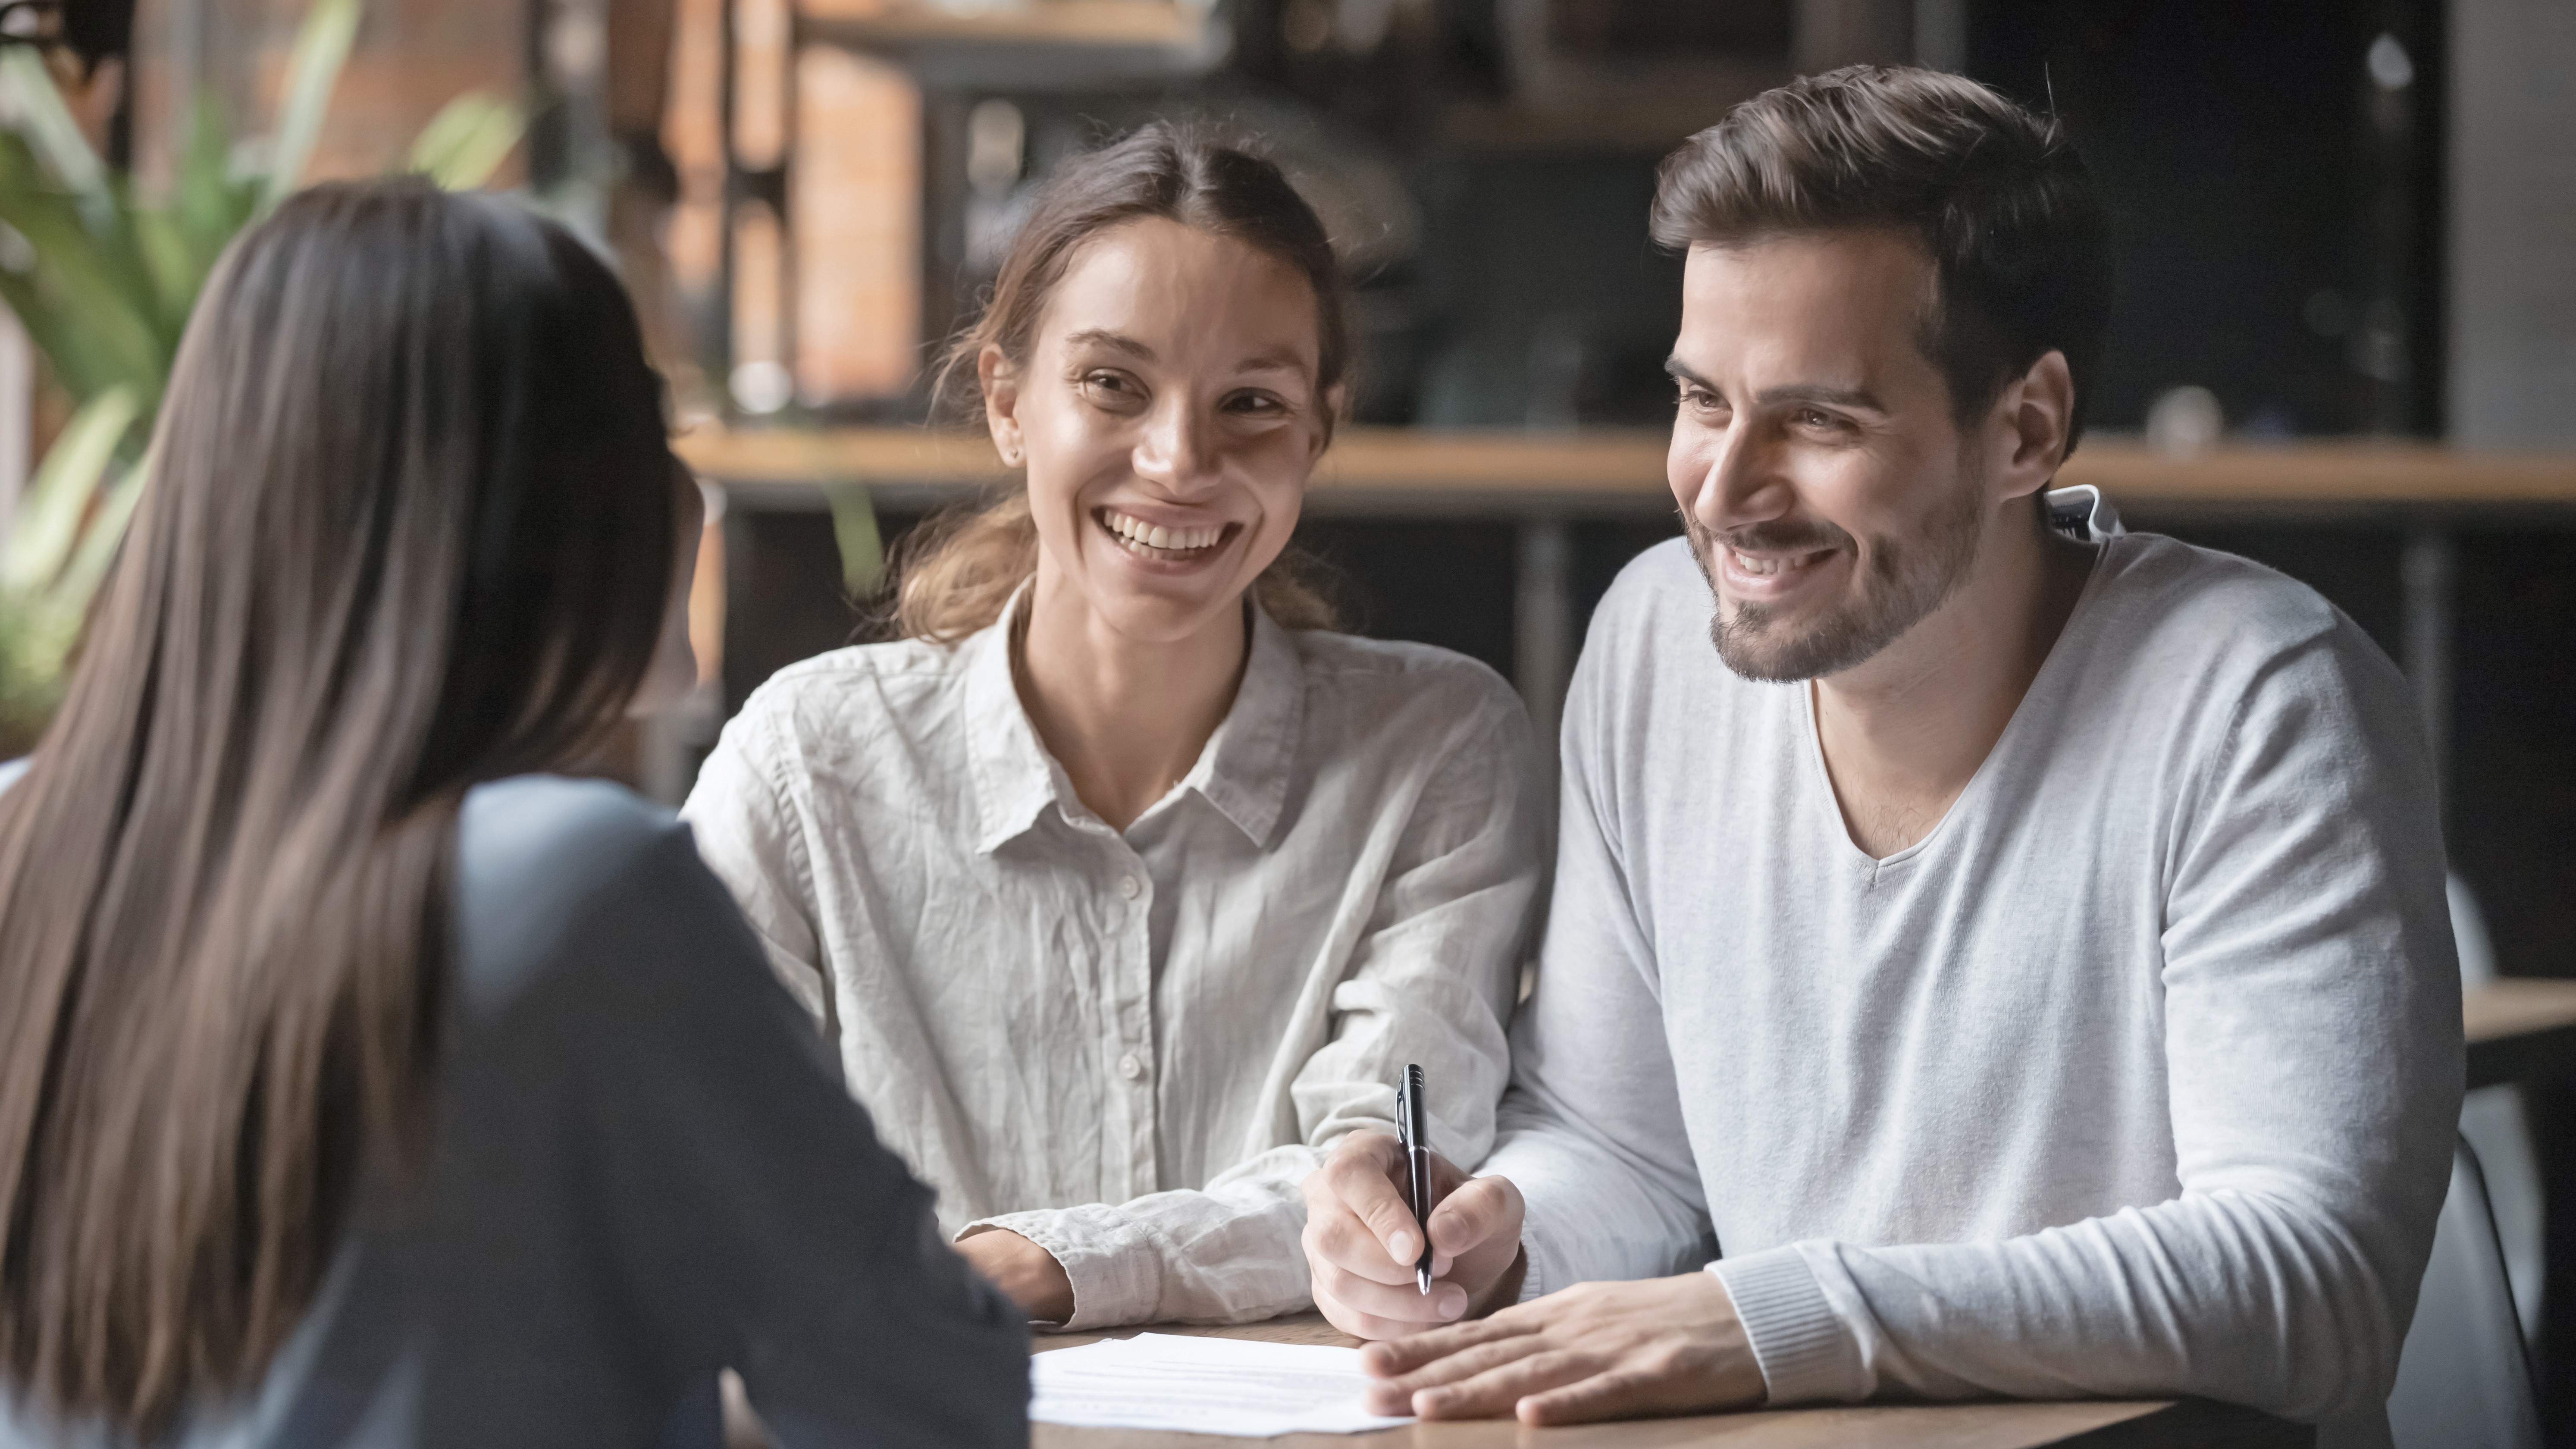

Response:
(1297, 1066), (1530, 1341)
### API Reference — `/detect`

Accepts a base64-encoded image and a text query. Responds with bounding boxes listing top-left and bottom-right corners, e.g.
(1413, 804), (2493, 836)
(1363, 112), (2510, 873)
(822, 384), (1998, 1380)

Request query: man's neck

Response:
(1812, 513), (2096, 859)
(1013, 571), (1250, 834)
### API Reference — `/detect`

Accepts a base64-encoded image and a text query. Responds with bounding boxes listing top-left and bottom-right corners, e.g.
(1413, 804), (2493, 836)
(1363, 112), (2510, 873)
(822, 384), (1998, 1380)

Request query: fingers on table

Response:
(1410, 1349), (1606, 1421)
(1514, 1366), (1682, 1427)
(1359, 1315), (1523, 1376)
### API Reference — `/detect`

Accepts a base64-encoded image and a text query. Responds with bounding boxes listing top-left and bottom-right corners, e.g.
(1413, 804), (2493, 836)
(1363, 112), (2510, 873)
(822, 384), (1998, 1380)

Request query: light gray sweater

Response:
(1484, 533), (2462, 1447)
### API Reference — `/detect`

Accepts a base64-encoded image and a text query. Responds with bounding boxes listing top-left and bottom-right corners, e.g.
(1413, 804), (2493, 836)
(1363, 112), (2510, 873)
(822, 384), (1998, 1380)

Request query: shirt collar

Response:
(962, 585), (1307, 854)
(1188, 599), (1304, 848)
(963, 585), (1064, 855)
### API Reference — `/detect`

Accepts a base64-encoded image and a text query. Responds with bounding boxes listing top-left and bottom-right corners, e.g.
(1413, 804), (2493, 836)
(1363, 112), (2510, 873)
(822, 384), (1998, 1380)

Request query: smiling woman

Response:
(893, 123), (1350, 648)
(681, 122), (1550, 1340)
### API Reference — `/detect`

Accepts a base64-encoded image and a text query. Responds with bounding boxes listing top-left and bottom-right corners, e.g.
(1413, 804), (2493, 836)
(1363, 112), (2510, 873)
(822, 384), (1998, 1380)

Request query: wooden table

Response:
(1031, 1315), (2310, 1449)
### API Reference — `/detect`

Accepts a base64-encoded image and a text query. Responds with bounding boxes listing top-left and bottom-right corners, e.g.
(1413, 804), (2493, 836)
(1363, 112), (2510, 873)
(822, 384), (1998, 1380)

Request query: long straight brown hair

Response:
(0, 180), (677, 1434)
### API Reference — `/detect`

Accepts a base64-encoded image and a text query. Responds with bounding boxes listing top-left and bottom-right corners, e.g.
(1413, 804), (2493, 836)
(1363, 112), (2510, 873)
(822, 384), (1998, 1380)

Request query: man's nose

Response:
(1689, 423), (1791, 536)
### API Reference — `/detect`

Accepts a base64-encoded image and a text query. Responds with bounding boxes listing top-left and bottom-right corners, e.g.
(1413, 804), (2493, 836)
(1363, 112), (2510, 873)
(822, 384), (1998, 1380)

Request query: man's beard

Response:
(1684, 477), (1988, 683)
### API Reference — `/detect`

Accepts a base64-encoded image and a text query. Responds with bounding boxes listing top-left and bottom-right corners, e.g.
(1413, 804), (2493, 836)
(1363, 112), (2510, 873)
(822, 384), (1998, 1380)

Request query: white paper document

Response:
(1030, 1332), (1416, 1437)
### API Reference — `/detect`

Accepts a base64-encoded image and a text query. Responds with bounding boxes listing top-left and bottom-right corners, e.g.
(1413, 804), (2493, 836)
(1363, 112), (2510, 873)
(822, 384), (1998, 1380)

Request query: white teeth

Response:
(1101, 509), (1225, 555)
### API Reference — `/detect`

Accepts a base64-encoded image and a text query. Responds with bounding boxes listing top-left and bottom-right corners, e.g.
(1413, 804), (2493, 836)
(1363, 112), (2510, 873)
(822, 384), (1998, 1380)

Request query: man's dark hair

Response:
(1652, 65), (2112, 452)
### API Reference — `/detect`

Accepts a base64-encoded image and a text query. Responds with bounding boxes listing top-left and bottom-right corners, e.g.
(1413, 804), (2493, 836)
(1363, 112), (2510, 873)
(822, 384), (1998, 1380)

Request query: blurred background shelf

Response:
(678, 426), (2576, 517)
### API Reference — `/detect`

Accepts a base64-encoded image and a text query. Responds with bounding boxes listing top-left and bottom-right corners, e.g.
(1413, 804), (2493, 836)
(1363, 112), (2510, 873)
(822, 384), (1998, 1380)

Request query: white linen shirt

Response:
(682, 595), (1547, 1330)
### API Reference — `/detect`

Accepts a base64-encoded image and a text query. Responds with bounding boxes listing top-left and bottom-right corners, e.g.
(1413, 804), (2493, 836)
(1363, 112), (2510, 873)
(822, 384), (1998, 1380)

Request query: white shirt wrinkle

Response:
(683, 592), (1546, 1330)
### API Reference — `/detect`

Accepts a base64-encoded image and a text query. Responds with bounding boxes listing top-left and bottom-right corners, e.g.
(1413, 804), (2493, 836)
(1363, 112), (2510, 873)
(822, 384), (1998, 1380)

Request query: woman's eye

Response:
(1226, 392), (1286, 415)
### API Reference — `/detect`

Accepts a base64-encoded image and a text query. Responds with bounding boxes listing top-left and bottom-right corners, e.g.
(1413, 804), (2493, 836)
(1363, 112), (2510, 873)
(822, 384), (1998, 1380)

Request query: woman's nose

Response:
(1133, 399), (1218, 492)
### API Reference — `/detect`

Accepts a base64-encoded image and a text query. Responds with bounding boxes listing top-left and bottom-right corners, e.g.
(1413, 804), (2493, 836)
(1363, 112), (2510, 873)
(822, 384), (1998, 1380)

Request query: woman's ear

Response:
(979, 344), (1025, 467)
(1311, 383), (1348, 463)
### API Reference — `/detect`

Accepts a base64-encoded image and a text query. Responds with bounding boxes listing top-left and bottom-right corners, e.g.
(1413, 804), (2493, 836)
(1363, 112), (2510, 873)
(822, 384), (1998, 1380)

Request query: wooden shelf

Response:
(799, 0), (1210, 49)
(675, 425), (2576, 520)
(2466, 979), (2576, 1091)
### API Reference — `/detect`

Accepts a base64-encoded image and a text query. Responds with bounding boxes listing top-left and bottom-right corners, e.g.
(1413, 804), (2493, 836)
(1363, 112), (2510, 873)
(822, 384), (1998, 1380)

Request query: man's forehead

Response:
(1674, 230), (1940, 384)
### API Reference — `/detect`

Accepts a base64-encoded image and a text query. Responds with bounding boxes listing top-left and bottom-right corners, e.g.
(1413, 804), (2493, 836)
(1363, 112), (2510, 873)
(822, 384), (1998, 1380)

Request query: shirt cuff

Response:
(1710, 1245), (1861, 1405)
(962, 1206), (1159, 1331)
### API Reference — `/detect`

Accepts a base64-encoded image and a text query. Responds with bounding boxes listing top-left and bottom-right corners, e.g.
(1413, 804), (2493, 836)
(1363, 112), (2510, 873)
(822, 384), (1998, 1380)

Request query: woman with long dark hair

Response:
(0, 180), (1026, 1448)
(682, 124), (1548, 1331)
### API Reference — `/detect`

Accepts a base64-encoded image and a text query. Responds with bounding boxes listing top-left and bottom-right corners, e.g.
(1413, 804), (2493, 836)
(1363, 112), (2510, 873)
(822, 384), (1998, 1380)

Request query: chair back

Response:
(2387, 1137), (2542, 1449)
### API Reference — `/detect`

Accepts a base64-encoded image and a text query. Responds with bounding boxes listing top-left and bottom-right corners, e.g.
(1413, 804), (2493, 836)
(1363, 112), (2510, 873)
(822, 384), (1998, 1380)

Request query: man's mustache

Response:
(1686, 518), (1854, 555)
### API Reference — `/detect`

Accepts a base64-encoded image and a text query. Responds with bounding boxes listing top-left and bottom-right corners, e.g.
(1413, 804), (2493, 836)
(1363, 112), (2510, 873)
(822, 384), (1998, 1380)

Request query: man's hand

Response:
(953, 1228), (1074, 1324)
(1300, 1132), (1526, 1339)
(1358, 1272), (1766, 1425)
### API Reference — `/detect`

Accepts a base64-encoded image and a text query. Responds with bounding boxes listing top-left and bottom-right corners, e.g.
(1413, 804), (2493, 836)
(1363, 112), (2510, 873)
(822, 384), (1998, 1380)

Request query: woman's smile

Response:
(1094, 505), (1244, 565)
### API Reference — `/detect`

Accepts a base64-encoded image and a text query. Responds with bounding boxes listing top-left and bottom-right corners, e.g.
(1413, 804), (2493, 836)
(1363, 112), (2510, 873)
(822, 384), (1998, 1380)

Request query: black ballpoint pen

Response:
(1397, 1063), (1435, 1295)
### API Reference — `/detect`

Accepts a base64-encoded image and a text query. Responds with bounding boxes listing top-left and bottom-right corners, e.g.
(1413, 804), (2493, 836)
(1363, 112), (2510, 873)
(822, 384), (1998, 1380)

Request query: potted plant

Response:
(0, 0), (520, 756)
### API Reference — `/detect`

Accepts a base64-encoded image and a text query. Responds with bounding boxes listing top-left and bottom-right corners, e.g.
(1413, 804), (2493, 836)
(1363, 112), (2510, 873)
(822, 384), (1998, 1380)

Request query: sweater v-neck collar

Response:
(1797, 536), (2119, 869)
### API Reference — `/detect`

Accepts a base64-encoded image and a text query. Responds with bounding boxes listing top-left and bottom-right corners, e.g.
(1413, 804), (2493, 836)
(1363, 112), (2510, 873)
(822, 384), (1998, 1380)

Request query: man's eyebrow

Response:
(1755, 383), (1887, 412)
(1064, 329), (1155, 361)
(1663, 360), (1884, 413)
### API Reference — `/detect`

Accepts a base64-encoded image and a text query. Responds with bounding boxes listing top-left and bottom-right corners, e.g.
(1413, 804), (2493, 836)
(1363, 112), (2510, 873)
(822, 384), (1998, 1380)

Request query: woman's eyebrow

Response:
(1064, 328), (1155, 360)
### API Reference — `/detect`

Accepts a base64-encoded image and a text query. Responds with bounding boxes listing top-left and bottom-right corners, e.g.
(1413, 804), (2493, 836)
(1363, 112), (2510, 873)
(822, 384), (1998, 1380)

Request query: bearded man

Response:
(1299, 66), (2460, 1449)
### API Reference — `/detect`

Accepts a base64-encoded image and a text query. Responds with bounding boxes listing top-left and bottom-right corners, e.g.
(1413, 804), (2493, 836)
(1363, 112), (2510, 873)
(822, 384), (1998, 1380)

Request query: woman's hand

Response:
(954, 1228), (1075, 1323)
(1300, 1132), (1527, 1339)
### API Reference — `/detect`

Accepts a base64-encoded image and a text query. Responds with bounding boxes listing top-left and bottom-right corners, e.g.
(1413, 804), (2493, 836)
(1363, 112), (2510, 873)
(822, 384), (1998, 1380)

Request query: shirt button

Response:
(1118, 875), (1142, 900)
(1118, 1052), (1147, 1081)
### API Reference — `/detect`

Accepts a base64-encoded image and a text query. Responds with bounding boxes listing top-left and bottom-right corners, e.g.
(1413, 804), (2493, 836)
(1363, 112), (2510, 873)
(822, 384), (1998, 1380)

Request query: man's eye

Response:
(1085, 372), (1129, 393)
(1799, 408), (1841, 430)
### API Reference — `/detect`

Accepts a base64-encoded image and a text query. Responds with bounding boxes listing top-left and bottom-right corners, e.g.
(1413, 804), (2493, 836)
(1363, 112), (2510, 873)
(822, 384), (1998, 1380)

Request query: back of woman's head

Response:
(0, 178), (674, 1433)
(892, 120), (1351, 643)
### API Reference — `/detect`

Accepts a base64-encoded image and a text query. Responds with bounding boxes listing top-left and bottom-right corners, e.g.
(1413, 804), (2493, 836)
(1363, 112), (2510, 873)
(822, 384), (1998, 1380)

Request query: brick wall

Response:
(129, 0), (527, 188)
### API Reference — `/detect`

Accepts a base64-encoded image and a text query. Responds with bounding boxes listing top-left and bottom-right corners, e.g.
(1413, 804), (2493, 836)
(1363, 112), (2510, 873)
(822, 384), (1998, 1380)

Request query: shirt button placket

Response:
(1110, 857), (1156, 1197)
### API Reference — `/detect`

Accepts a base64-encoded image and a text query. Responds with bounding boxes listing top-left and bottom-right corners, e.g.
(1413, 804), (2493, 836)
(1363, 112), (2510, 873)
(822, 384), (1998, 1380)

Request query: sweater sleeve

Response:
(1478, 613), (1718, 1301)
(968, 697), (1548, 1329)
(1712, 627), (2462, 1433)
(556, 825), (1031, 1448)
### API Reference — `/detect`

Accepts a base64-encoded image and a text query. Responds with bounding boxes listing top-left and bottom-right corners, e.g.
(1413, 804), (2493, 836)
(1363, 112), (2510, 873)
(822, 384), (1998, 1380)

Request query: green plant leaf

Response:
(406, 91), (523, 191)
(257, 0), (361, 214)
(0, 47), (107, 212)
(172, 94), (254, 267)
(47, 451), (144, 616)
(130, 202), (203, 323)
(824, 484), (884, 595)
(1, 387), (136, 594)
(0, 195), (166, 398)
